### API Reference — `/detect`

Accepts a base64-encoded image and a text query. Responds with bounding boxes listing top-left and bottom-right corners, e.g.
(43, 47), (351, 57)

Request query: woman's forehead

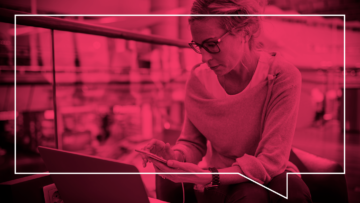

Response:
(190, 18), (225, 42)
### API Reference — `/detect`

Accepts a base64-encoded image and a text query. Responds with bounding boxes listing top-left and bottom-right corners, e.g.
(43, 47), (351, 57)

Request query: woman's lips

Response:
(210, 65), (220, 70)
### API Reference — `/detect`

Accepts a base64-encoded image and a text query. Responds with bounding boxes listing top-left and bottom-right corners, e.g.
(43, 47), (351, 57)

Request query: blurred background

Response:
(0, 0), (359, 202)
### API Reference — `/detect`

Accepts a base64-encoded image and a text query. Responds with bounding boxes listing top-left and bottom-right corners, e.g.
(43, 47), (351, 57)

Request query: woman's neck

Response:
(218, 50), (260, 95)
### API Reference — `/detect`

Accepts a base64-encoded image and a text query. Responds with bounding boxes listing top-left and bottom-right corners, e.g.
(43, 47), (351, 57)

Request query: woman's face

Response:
(190, 18), (245, 76)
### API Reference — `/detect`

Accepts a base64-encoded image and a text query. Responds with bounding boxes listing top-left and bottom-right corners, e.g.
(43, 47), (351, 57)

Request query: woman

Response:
(142, 0), (312, 202)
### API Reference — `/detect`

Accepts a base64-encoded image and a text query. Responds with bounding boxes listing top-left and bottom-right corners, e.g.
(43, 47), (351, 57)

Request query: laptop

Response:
(38, 146), (168, 203)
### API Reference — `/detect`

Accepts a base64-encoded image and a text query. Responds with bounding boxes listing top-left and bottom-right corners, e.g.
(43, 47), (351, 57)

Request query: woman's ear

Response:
(235, 30), (250, 43)
(240, 29), (251, 43)
(242, 31), (251, 43)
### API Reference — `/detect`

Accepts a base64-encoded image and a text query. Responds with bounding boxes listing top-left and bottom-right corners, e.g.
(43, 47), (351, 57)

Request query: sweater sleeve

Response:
(232, 66), (302, 184)
(172, 114), (208, 164)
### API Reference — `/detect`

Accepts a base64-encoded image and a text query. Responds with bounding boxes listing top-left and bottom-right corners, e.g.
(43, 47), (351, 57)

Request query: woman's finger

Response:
(151, 159), (177, 173)
(165, 143), (171, 151)
(143, 139), (157, 151)
(151, 160), (168, 171)
(163, 143), (175, 159)
(167, 160), (202, 172)
(138, 153), (148, 168)
(142, 157), (148, 168)
(143, 139), (167, 156)
(142, 158), (146, 168)
(152, 141), (165, 155)
(167, 160), (182, 170)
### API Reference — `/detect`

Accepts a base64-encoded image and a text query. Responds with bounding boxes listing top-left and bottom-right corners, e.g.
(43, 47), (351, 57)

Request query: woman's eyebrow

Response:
(193, 37), (217, 45)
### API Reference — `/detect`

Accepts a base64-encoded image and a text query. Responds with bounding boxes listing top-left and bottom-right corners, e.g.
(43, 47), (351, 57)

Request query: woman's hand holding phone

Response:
(136, 139), (211, 185)
(135, 149), (168, 164)
(140, 139), (176, 168)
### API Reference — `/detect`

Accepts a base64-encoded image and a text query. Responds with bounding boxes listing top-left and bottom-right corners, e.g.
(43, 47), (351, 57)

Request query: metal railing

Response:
(0, 7), (191, 149)
(0, 8), (189, 48)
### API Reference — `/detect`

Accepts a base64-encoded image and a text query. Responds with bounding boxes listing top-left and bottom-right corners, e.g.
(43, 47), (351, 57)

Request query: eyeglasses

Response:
(189, 32), (229, 54)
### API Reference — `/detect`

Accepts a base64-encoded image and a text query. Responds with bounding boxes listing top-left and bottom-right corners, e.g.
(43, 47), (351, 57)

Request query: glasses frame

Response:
(189, 31), (229, 54)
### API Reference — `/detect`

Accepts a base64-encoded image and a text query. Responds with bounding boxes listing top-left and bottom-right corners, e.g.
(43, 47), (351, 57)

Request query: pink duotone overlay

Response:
(1, 2), (354, 202)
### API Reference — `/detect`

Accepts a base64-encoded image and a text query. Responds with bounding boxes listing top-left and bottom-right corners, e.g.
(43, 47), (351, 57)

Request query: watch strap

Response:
(208, 167), (220, 188)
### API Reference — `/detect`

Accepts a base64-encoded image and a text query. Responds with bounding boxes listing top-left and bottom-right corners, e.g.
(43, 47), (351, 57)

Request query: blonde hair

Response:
(189, 0), (266, 50)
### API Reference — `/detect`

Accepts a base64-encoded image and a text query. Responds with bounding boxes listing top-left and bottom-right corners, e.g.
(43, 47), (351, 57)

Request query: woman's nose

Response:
(200, 48), (212, 63)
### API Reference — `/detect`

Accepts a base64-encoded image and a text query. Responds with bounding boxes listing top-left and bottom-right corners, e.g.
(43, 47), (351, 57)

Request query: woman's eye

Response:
(205, 42), (217, 47)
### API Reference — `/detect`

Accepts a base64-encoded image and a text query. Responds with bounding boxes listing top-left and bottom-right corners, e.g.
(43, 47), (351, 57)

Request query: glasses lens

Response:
(203, 42), (220, 54)
(189, 42), (201, 54)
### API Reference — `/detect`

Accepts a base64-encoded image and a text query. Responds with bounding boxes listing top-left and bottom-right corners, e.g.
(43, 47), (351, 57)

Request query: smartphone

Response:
(135, 149), (168, 164)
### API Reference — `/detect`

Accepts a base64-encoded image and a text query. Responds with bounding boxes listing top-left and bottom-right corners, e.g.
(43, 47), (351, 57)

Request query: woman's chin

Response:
(212, 67), (231, 76)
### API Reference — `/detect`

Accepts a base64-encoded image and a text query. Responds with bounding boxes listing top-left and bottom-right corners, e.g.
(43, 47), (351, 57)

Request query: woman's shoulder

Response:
(270, 52), (302, 85)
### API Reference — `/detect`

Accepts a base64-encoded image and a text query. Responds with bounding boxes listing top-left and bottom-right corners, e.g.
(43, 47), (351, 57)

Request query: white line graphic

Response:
(14, 14), (346, 200)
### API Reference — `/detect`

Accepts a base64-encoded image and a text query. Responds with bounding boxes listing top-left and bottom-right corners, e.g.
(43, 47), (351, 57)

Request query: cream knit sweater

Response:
(173, 52), (301, 184)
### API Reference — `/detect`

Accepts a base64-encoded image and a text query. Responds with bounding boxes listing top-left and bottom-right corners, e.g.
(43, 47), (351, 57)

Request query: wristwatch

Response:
(206, 167), (220, 189)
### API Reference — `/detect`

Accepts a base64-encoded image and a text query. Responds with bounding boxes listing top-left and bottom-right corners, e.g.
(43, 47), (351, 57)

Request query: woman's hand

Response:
(141, 139), (176, 167)
(152, 159), (212, 185)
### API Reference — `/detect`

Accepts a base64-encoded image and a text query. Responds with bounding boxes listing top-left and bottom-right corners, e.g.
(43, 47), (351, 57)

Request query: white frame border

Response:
(14, 14), (346, 199)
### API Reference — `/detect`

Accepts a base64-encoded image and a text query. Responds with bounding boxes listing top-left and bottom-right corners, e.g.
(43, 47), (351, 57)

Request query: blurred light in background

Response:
(43, 110), (54, 120)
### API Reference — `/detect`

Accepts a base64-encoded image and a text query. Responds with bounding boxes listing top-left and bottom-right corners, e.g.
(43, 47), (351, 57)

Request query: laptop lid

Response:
(38, 146), (150, 203)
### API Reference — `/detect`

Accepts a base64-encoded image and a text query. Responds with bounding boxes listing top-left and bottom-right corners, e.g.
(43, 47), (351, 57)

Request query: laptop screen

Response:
(38, 146), (150, 203)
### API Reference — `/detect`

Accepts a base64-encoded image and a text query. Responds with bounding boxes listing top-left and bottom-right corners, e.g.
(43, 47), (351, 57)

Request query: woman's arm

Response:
(197, 166), (248, 185)
(156, 161), (247, 185)
(231, 66), (302, 185)
(171, 115), (208, 164)
(141, 114), (207, 167)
